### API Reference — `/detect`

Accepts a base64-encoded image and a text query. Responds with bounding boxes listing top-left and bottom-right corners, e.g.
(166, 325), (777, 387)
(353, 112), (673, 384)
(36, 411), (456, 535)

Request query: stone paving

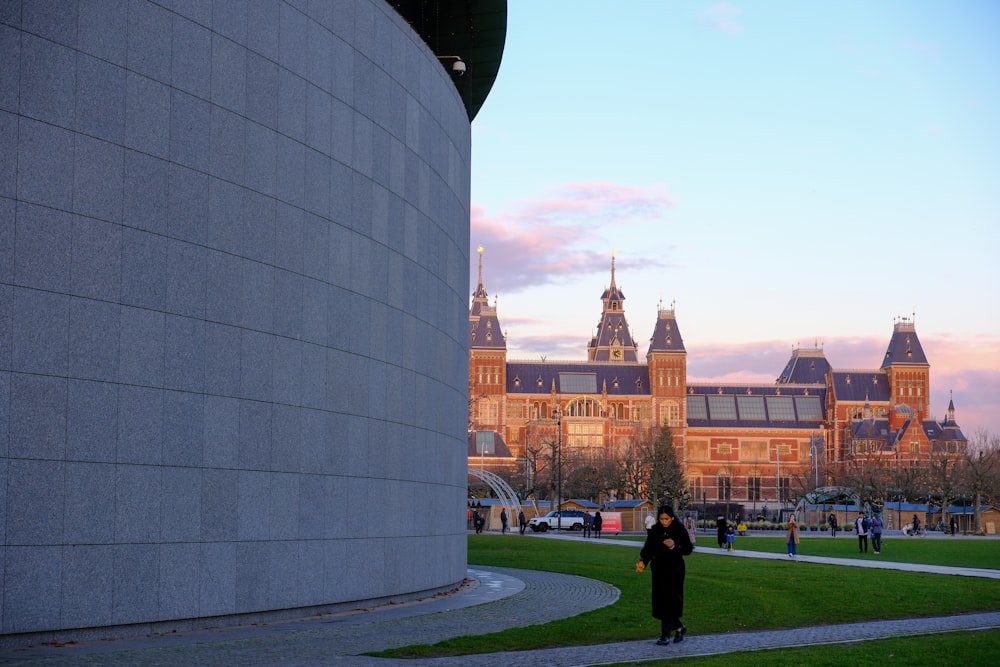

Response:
(1, 533), (997, 666)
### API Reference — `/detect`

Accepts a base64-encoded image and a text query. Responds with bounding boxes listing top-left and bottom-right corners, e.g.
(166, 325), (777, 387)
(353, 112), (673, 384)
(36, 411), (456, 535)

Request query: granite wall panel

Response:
(1, 0), (470, 640)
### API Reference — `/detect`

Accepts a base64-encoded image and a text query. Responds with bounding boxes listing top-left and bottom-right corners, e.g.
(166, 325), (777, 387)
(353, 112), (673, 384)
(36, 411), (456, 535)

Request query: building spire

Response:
(477, 244), (484, 289)
(610, 250), (617, 289)
(472, 244), (488, 300)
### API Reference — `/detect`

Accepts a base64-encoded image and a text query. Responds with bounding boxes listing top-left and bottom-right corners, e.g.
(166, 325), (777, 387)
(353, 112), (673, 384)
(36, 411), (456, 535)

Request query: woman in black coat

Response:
(636, 505), (694, 645)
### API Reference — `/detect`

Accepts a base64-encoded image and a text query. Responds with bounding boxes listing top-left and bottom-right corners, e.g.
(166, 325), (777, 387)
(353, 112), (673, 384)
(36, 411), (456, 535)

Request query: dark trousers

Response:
(858, 534), (868, 552)
(872, 533), (882, 552)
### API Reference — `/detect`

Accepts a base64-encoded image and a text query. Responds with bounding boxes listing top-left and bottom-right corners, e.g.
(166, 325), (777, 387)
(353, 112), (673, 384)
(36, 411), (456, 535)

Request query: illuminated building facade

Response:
(468, 251), (967, 511)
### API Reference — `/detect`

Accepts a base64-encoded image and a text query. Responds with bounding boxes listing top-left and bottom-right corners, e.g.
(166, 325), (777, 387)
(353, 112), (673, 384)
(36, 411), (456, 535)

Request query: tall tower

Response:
(588, 254), (639, 362)
(646, 300), (688, 430)
(469, 246), (507, 431)
(881, 316), (931, 425)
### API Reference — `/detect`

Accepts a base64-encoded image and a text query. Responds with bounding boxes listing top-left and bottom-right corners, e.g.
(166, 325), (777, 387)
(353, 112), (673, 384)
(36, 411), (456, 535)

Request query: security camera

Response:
(437, 55), (466, 77)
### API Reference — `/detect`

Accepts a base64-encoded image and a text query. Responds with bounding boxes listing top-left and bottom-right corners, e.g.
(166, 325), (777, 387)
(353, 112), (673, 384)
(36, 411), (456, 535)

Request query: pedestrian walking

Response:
(871, 513), (883, 554)
(716, 515), (727, 548)
(473, 510), (484, 533)
(583, 510), (592, 538)
(950, 516), (957, 536)
(636, 505), (694, 646)
(854, 512), (868, 553)
(593, 511), (603, 538)
(518, 509), (527, 535)
(684, 515), (697, 545)
(500, 508), (509, 534)
(786, 515), (800, 558)
(828, 512), (838, 537)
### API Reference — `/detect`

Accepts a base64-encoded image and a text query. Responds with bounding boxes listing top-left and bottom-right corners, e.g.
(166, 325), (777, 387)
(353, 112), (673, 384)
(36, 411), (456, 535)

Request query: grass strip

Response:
(374, 535), (1000, 658)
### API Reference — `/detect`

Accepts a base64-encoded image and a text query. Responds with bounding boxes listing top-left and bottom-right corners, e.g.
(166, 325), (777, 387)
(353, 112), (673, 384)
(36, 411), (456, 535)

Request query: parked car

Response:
(528, 510), (586, 532)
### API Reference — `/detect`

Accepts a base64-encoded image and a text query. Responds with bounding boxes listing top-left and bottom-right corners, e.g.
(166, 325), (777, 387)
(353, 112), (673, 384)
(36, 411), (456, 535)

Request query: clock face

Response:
(612, 349), (622, 360)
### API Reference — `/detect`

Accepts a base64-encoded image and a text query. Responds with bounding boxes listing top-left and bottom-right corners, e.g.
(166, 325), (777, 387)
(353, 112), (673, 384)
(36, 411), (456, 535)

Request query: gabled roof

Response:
(777, 346), (831, 384)
(845, 418), (894, 450)
(922, 419), (967, 442)
(881, 317), (929, 368)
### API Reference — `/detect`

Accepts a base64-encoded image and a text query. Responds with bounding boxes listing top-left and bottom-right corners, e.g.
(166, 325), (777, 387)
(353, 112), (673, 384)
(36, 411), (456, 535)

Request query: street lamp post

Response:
(775, 444), (782, 518)
(702, 490), (706, 532)
(553, 408), (562, 531)
(809, 434), (820, 527)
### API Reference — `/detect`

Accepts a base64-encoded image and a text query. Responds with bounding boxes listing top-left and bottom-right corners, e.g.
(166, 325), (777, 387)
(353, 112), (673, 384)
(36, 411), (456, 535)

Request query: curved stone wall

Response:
(0, 0), (470, 638)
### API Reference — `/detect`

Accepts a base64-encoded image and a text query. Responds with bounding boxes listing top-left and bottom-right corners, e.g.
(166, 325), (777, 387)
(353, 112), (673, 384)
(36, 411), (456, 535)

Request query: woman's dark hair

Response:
(658, 505), (676, 519)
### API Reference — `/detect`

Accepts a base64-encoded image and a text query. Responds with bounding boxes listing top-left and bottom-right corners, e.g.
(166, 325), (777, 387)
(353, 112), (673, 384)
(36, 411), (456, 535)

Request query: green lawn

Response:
(630, 532), (1000, 570)
(374, 535), (1000, 659)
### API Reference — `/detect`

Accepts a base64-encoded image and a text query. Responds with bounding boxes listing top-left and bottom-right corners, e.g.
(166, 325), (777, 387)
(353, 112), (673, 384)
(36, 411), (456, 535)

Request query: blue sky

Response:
(468, 1), (1000, 437)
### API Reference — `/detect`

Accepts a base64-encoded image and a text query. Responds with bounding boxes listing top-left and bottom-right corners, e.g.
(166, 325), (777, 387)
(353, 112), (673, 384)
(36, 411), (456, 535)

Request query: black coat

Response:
(639, 519), (694, 623)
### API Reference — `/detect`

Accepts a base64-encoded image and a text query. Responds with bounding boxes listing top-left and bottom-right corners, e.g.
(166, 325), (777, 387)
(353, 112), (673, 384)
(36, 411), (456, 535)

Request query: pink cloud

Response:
(471, 183), (676, 292)
(697, 3), (745, 34)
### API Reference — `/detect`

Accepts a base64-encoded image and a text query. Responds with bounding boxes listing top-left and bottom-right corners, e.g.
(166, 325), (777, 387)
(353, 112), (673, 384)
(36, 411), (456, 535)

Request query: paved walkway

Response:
(1, 535), (997, 666)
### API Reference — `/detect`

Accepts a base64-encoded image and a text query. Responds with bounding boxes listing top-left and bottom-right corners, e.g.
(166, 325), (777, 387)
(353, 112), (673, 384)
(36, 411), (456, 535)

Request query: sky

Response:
(467, 1), (1000, 437)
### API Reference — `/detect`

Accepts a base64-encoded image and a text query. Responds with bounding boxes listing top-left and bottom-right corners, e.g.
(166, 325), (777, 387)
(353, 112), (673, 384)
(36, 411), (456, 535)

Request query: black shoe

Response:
(656, 636), (671, 645)
(674, 625), (687, 643)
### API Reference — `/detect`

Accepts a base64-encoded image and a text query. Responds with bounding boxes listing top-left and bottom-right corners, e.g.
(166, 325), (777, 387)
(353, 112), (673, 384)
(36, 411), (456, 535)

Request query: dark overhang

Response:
(387, 0), (507, 120)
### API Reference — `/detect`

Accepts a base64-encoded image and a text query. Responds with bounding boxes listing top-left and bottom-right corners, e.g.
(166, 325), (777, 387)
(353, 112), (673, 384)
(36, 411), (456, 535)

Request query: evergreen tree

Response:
(646, 425), (688, 510)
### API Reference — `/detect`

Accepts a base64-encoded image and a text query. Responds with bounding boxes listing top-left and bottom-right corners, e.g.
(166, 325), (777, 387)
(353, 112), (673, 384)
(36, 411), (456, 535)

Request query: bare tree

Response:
(959, 429), (1000, 533)
(615, 438), (648, 501)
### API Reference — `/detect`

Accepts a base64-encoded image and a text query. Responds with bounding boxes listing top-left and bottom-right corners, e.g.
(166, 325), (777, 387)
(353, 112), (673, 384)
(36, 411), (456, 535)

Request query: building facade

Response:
(1, 0), (504, 642)
(468, 252), (967, 512)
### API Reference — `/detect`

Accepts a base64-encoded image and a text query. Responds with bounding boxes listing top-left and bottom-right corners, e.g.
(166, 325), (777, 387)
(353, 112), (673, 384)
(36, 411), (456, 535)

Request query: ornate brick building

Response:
(468, 251), (967, 511)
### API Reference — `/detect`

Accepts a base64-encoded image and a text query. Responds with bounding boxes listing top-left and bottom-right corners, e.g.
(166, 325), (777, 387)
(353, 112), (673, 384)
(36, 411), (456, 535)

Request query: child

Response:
(725, 524), (736, 551)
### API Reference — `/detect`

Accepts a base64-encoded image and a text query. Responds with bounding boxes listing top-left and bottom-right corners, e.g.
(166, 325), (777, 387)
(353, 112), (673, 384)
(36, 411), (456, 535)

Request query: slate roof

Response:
(588, 311), (639, 361)
(831, 370), (891, 402)
(880, 317), (928, 368)
(467, 430), (514, 458)
(844, 417), (894, 450)
(506, 361), (651, 395)
(588, 258), (641, 362)
(923, 419), (967, 442)
(646, 306), (686, 354)
(469, 252), (506, 350)
(777, 346), (831, 384)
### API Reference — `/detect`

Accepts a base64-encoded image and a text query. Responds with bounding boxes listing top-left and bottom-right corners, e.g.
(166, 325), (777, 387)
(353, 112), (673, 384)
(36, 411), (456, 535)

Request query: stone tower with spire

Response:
(468, 246), (507, 432)
(588, 254), (640, 362)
